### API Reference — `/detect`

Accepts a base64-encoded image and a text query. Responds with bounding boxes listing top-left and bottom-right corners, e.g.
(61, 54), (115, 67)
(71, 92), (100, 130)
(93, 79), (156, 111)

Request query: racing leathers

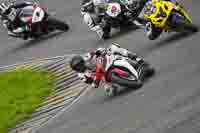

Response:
(77, 43), (144, 88)
(0, 1), (33, 39)
(81, 0), (110, 38)
(81, 0), (147, 39)
(137, 0), (179, 26)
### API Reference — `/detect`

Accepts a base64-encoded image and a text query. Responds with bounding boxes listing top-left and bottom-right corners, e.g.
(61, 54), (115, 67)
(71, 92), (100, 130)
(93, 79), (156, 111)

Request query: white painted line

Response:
(0, 46), (95, 70)
(0, 54), (76, 70)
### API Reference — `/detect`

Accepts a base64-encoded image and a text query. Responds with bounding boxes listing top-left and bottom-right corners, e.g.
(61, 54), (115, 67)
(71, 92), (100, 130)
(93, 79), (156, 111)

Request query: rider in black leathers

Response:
(0, 1), (33, 39)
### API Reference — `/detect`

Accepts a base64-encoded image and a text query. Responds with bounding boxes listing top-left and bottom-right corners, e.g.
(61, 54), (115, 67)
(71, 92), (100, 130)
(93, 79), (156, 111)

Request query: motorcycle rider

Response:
(137, 0), (179, 36)
(81, 0), (110, 39)
(0, 1), (33, 39)
(70, 43), (146, 88)
(81, 0), (147, 39)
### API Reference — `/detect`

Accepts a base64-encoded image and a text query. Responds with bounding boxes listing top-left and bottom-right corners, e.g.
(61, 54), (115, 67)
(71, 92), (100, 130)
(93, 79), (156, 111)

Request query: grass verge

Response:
(0, 69), (55, 133)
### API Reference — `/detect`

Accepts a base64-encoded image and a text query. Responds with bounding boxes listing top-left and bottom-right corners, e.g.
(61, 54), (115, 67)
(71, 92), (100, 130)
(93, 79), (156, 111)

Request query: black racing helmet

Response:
(70, 55), (87, 73)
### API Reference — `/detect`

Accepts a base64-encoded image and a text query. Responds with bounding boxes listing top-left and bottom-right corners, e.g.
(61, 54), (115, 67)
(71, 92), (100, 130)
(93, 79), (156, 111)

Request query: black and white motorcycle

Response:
(2, 1), (69, 40)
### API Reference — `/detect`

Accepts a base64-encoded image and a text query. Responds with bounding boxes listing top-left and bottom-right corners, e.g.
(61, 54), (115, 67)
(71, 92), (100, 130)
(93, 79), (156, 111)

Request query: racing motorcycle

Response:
(4, 1), (69, 39)
(95, 1), (146, 39)
(143, 0), (197, 40)
(96, 54), (154, 96)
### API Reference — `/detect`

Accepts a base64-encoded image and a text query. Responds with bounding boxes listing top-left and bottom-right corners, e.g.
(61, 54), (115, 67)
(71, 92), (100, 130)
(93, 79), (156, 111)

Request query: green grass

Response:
(0, 69), (55, 133)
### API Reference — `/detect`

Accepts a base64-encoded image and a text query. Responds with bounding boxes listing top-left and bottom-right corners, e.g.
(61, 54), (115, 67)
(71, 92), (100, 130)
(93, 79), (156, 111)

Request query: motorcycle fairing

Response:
(106, 68), (129, 82)
(32, 6), (45, 23)
(19, 6), (34, 23)
(113, 57), (139, 79)
(106, 3), (121, 17)
(144, 1), (174, 28)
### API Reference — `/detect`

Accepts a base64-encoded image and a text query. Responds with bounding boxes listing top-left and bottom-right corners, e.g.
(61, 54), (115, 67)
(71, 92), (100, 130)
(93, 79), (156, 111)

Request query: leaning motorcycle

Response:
(95, 1), (146, 39)
(5, 2), (69, 39)
(143, 0), (197, 40)
(96, 54), (154, 96)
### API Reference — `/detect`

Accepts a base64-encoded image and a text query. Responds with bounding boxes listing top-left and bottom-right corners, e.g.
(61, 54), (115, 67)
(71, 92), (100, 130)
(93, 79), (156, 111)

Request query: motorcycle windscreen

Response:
(18, 6), (34, 23)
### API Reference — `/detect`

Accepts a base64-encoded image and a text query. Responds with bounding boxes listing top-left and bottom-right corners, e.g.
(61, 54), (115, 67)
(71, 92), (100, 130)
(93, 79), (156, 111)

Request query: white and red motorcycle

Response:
(4, 1), (69, 39)
(96, 54), (154, 96)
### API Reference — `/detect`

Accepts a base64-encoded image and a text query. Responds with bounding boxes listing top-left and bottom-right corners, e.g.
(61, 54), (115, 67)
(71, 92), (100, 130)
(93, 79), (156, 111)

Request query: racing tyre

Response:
(145, 22), (162, 40)
(110, 73), (143, 89)
(182, 23), (198, 32)
(171, 12), (198, 32)
(105, 87), (117, 97)
(138, 63), (155, 81)
(47, 17), (69, 31)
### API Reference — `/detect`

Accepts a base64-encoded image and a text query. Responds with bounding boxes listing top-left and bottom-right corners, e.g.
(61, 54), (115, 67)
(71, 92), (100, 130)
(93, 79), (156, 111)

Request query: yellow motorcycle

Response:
(143, 0), (197, 40)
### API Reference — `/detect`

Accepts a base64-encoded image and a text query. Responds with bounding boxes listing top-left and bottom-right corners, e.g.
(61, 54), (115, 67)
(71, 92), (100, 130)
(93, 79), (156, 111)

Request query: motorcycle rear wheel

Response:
(138, 63), (155, 81)
(171, 11), (198, 32)
(47, 17), (69, 31)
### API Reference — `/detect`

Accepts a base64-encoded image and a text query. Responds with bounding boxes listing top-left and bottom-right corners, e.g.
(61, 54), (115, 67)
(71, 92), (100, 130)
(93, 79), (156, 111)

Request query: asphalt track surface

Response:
(1, 0), (200, 133)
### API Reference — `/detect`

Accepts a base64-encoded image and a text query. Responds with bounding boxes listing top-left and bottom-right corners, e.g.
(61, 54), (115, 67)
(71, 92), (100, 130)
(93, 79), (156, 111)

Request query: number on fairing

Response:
(32, 7), (45, 23)
(106, 3), (121, 17)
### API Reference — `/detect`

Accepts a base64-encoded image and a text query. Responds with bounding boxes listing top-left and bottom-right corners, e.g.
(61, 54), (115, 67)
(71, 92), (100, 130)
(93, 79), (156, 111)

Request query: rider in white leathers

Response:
(81, 0), (145, 39)
(81, 0), (109, 38)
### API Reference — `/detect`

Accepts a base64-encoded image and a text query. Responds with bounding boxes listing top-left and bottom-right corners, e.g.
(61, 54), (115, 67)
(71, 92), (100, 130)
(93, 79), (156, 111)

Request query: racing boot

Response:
(8, 31), (18, 37)
(21, 33), (29, 40)
(8, 30), (28, 40)
(101, 20), (111, 39)
(10, 26), (29, 40)
(102, 28), (111, 39)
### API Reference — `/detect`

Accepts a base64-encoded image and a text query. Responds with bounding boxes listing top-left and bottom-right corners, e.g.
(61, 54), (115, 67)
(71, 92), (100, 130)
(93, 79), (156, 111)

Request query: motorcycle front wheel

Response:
(145, 22), (162, 40)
